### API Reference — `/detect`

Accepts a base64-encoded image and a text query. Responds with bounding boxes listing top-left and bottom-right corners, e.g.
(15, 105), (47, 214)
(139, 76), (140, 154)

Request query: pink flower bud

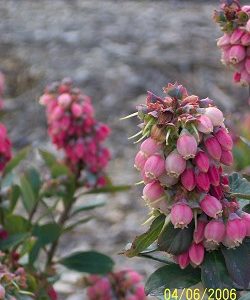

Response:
(204, 107), (224, 127)
(176, 251), (190, 269)
(204, 135), (222, 161)
(170, 201), (193, 229)
(177, 130), (197, 159)
(224, 213), (246, 248)
(140, 137), (161, 156)
(214, 128), (233, 151)
(208, 165), (220, 186)
(0, 285), (5, 300)
(144, 155), (165, 179)
(234, 71), (241, 83)
(200, 194), (223, 218)
(230, 28), (244, 44)
(220, 150), (233, 166)
(245, 58), (250, 74)
(241, 32), (250, 46)
(242, 212), (250, 237)
(194, 151), (210, 172)
(143, 181), (165, 207)
(51, 106), (64, 121)
(165, 150), (186, 178)
(134, 151), (147, 171)
(229, 45), (246, 64)
(58, 93), (72, 108)
(181, 167), (196, 191)
(210, 185), (223, 200)
(193, 218), (207, 244)
(188, 243), (204, 266)
(195, 171), (210, 193)
(197, 115), (213, 133)
(71, 102), (82, 117)
(204, 219), (225, 245)
(158, 173), (178, 187)
(217, 34), (231, 47)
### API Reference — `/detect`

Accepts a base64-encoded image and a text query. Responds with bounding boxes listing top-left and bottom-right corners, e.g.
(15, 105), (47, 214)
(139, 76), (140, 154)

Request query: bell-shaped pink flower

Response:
(170, 201), (193, 229)
(181, 167), (196, 191)
(134, 151), (147, 171)
(143, 181), (165, 206)
(230, 28), (244, 44)
(158, 173), (178, 187)
(140, 168), (154, 184)
(144, 155), (165, 179)
(204, 107), (224, 127)
(214, 128), (233, 151)
(220, 150), (233, 166)
(197, 115), (213, 133)
(194, 150), (210, 172)
(229, 45), (246, 64)
(140, 137), (161, 156)
(188, 243), (204, 266)
(200, 194), (223, 218)
(195, 170), (210, 192)
(193, 217), (207, 244)
(245, 58), (250, 74)
(177, 130), (197, 159)
(242, 212), (250, 237)
(165, 150), (186, 178)
(224, 213), (246, 248)
(176, 251), (190, 269)
(204, 219), (225, 245)
(204, 135), (222, 161)
(217, 34), (231, 47)
(241, 32), (250, 46)
(210, 185), (223, 200)
(208, 165), (220, 187)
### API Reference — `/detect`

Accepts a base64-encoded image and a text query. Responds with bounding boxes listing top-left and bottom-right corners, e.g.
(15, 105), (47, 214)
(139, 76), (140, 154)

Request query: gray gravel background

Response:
(0, 0), (249, 299)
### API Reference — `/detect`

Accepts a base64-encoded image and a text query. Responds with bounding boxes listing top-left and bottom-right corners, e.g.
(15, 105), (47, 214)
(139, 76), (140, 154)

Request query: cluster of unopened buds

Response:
(40, 78), (111, 188)
(85, 269), (146, 300)
(129, 83), (250, 268)
(214, 1), (250, 86)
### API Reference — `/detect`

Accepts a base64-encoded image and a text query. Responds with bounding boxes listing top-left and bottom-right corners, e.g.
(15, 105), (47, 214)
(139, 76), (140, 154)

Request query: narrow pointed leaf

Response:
(3, 147), (30, 176)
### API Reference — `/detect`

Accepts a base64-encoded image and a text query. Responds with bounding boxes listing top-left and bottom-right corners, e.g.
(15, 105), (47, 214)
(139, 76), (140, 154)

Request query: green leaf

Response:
(64, 217), (93, 232)
(4, 215), (30, 234)
(71, 199), (106, 216)
(3, 147), (30, 176)
(201, 250), (235, 289)
(32, 223), (61, 246)
(229, 173), (250, 205)
(38, 149), (57, 167)
(124, 214), (165, 257)
(84, 185), (131, 194)
(59, 251), (114, 274)
(145, 264), (201, 296)
(138, 252), (174, 265)
(9, 185), (20, 212)
(221, 241), (250, 289)
(0, 232), (30, 250)
(25, 168), (41, 197)
(19, 175), (37, 214)
(157, 221), (194, 255)
(243, 204), (250, 213)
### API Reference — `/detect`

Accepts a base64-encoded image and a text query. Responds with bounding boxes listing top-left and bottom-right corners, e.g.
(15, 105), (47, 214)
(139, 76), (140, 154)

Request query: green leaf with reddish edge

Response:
(0, 232), (30, 250)
(84, 185), (131, 194)
(145, 264), (201, 296)
(124, 214), (165, 258)
(19, 175), (37, 214)
(221, 240), (250, 289)
(59, 251), (114, 274)
(157, 221), (194, 255)
(38, 149), (57, 167)
(201, 250), (235, 289)
(3, 147), (30, 176)
(71, 199), (106, 216)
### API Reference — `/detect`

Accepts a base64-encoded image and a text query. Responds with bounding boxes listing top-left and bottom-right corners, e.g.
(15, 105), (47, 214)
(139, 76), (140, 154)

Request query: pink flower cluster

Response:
(132, 83), (250, 268)
(40, 78), (111, 188)
(215, 1), (250, 85)
(86, 269), (146, 300)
